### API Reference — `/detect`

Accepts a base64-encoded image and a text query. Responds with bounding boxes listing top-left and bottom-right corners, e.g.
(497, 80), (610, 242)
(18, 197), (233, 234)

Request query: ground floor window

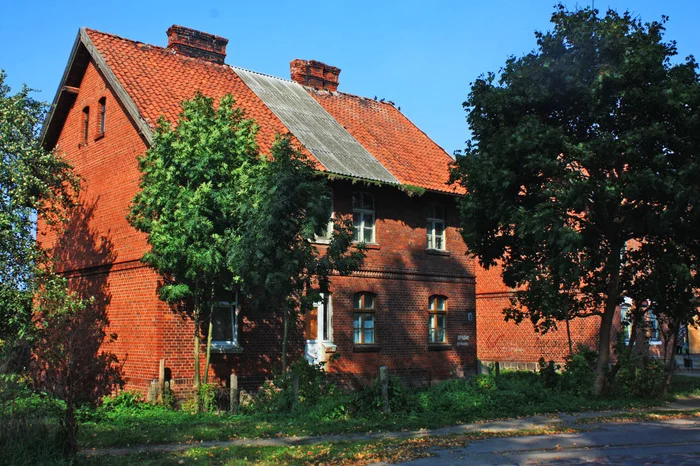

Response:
(353, 292), (376, 344)
(428, 295), (447, 343)
(211, 293), (239, 351)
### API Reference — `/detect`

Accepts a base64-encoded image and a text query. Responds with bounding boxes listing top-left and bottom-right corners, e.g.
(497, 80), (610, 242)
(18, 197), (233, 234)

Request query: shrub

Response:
(538, 358), (561, 389)
(0, 375), (67, 465)
(614, 357), (665, 398)
(561, 345), (597, 396)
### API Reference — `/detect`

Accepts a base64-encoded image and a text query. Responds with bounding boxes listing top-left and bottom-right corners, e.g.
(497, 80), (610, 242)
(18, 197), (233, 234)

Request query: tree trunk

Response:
(565, 315), (573, 356)
(63, 394), (78, 458)
(282, 307), (289, 374)
(663, 323), (679, 396)
(593, 253), (622, 396)
(204, 302), (213, 385)
(193, 293), (201, 388)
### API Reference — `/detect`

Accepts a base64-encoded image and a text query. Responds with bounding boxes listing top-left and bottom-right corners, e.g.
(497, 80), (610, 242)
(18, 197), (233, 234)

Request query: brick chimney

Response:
(166, 25), (228, 64)
(290, 59), (341, 92)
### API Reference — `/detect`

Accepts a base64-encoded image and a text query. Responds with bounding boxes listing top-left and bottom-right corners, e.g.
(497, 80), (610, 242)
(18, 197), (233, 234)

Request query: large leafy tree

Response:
(452, 7), (700, 394)
(232, 136), (365, 373)
(0, 71), (79, 348)
(129, 93), (259, 388)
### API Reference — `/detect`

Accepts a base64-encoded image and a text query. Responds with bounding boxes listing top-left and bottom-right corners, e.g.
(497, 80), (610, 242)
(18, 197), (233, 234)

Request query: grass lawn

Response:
(77, 373), (700, 450)
(5, 372), (700, 465)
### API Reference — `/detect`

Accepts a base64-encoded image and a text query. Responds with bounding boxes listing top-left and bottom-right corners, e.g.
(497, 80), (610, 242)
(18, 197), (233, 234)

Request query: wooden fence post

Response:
(158, 359), (165, 404)
(379, 366), (390, 414)
(229, 373), (239, 415)
(292, 373), (300, 407)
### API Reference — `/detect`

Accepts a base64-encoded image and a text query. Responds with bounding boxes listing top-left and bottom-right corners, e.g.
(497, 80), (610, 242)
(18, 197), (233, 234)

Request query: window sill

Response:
(312, 238), (331, 245)
(354, 243), (380, 250)
(353, 344), (380, 353)
(428, 343), (452, 351)
(210, 344), (243, 354)
(425, 248), (450, 256)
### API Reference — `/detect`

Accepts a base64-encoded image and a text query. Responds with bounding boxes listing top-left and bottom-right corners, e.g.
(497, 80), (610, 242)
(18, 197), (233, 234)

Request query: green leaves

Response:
(452, 5), (700, 336)
(0, 71), (79, 341)
(129, 93), (260, 303)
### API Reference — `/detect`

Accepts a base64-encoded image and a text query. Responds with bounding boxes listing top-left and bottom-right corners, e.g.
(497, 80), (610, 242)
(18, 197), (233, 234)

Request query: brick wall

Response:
(475, 261), (601, 367)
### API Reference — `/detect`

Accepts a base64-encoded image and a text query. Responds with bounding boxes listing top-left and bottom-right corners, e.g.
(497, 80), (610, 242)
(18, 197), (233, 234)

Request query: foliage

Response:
(538, 358), (561, 389)
(614, 357), (665, 398)
(129, 93), (260, 387)
(0, 375), (67, 464)
(0, 70), (79, 344)
(232, 135), (365, 372)
(29, 270), (122, 457)
(560, 345), (598, 396)
(182, 383), (218, 414)
(451, 5), (700, 394)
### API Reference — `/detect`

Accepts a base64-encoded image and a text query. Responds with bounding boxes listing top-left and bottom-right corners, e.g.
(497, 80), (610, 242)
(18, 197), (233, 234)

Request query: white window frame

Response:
(353, 192), (376, 243)
(314, 193), (334, 243)
(427, 203), (446, 250)
(210, 291), (239, 352)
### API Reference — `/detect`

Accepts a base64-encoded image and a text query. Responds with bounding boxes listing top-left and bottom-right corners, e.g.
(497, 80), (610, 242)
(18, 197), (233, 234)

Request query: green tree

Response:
(0, 71), (78, 352)
(128, 93), (259, 388)
(30, 269), (122, 458)
(452, 7), (700, 394)
(232, 135), (365, 373)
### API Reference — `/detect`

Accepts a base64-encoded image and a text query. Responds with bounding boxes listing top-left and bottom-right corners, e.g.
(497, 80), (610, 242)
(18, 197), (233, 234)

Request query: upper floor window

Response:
(315, 191), (334, 243)
(353, 292), (376, 344)
(428, 295), (447, 343)
(98, 97), (106, 135)
(427, 203), (445, 250)
(82, 106), (90, 144)
(353, 192), (375, 243)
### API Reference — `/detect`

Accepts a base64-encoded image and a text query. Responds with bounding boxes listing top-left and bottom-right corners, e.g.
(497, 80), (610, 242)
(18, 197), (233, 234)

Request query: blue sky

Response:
(2, 1), (699, 156)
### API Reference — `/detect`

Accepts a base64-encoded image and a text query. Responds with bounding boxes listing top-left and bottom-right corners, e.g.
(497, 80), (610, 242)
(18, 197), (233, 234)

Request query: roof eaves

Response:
(41, 28), (154, 150)
(40, 31), (82, 148)
(79, 28), (154, 145)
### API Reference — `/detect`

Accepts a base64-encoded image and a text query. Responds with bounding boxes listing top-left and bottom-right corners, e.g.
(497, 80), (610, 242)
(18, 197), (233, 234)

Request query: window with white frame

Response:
(428, 295), (447, 343)
(210, 293), (239, 351)
(353, 292), (376, 344)
(352, 192), (375, 243)
(427, 203), (446, 250)
(314, 191), (334, 242)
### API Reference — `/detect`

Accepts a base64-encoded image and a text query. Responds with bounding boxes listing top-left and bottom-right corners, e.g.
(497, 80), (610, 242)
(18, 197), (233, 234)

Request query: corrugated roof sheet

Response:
(233, 67), (399, 185)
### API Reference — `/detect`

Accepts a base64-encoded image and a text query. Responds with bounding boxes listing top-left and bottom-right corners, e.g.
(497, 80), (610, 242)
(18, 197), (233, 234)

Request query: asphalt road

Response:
(397, 419), (700, 465)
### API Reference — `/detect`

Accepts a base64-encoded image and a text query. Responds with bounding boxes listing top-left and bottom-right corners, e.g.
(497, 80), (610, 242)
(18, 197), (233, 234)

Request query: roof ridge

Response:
(85, 27), (152, 48)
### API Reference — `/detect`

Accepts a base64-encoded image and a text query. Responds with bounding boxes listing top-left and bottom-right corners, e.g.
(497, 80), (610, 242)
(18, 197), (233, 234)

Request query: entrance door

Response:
(305, 294), (332, 364)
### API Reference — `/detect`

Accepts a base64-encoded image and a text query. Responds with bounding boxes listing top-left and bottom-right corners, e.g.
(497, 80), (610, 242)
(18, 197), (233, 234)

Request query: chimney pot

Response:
(290, 59), (341, 92)
(166, 25), (228, 64)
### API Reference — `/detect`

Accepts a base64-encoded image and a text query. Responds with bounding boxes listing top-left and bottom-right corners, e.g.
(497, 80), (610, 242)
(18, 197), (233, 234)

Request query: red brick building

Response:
(40, 26), (480, 393)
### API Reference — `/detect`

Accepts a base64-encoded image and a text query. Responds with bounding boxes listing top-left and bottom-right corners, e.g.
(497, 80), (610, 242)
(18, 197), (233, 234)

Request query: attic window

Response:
(82, 106), (90, 145)
(97, 97), (106, 137)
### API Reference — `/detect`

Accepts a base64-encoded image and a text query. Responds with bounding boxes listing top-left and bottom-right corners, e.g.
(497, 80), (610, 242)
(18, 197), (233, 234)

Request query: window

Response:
(98, 97), (106, 135)
(352, 192), (375, 243)
(427, 203), (446, 250)
(82, 106), (89, 144)
(428, 295), (447, 343)
(353, 292), (375, 344)
(314, 191), (334, 242)
(210, 293), (239, 351)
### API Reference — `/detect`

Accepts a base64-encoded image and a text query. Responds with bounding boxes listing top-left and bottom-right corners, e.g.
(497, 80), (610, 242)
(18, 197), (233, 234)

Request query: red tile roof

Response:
(83, 28), (459, 194)
(309, 90), (461, 194)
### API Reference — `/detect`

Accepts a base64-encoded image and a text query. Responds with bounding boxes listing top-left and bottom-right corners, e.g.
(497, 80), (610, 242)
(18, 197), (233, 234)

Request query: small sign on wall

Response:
(456, 335), (469, 346)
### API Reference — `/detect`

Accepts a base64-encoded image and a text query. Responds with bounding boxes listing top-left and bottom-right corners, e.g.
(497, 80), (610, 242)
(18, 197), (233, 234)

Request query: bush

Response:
(0, 375), (67, 465)
(614, 357), (665, 398)
(561, 345), (597, 396)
